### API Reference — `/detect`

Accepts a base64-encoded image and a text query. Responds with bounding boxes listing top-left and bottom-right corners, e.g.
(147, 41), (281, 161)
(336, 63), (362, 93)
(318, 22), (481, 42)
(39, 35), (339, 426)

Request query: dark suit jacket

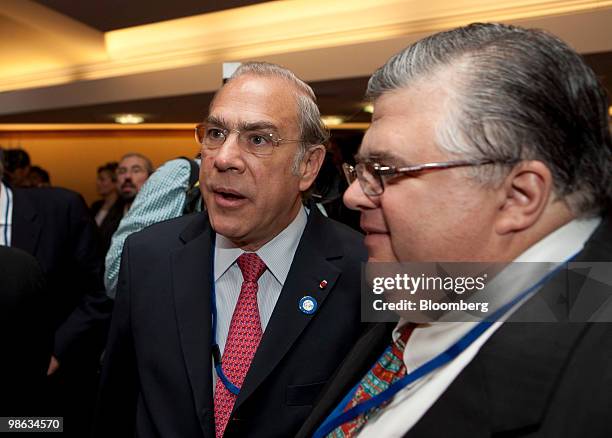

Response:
(298, 218), (612, 438)
(11, 187), (112, 363)
(0, 246), (52, 414)
(95, 208), (367, 437)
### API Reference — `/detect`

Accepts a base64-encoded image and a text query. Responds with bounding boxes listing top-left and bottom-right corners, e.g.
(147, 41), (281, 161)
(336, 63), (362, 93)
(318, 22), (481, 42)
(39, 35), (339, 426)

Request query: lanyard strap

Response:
(209, 234), (241, 396)
(313, 255), (577, 438)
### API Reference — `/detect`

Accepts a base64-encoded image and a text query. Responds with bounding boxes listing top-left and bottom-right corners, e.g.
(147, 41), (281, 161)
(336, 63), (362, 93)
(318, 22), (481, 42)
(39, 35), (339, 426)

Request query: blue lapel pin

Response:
(299, 296), (317, 315)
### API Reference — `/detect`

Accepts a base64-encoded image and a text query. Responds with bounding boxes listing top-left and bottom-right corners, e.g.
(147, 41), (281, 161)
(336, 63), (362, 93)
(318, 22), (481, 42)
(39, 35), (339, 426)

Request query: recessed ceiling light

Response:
(321, 116), (345, 126)
(114, 114), (145, 124)
(363, 104), (374, 114)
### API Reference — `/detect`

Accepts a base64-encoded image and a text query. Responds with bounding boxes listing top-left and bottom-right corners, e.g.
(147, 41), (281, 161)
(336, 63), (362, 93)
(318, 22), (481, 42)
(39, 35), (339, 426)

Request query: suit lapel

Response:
(235, 209), (342, 408)
(295, 322), (395, 438)
(10, 189), (42, 256)
(170, 214), (215, 436)
(576, 216), (612, 262)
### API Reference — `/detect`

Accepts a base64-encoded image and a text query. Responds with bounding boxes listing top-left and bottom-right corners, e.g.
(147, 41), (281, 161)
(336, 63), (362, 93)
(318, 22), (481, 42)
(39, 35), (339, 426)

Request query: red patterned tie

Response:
(329, 324), (415, 437)
(214, 253), (267, 438)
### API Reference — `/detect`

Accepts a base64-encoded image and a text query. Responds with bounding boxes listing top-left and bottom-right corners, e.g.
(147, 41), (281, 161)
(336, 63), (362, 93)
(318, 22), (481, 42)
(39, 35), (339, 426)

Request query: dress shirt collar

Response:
(0, 181), (13, 246)
(514, 216), (601, 262)
(214, 206), (308, 284)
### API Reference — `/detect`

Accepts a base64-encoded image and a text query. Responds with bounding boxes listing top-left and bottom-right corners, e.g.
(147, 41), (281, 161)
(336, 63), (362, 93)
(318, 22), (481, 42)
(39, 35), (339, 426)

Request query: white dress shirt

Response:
(212, 206), (308, 389)
(357, 217), (601, 438)
(0, 182), (13, 246)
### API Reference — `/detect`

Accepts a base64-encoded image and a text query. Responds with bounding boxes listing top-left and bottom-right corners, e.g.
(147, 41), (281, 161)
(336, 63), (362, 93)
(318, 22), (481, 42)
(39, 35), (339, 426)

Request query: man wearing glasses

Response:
(95, 62), (367, 438)
(298, 23), (612, 438)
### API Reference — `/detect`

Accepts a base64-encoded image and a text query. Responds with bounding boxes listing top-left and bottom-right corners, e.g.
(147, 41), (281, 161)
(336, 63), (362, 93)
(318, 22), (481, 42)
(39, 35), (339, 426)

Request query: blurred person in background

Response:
(312, 147), (361, 232)
(95, 153), (153, 258)
(1, 149), (52, 415)
(116, 152), (153, 213)
(1, 146), (111, 434)
(103, 155), (201, 298)
(90, 162), (121, 256)
(0, 245), (52, 415)
(28, 165), (51, 187)
(90, 162), (119, 227)
(3, 148), (32, 187)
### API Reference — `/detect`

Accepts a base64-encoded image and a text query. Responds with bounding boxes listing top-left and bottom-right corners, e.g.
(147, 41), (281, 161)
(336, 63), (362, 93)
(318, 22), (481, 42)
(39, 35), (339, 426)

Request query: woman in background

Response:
(90, 162), (122, 256)
(90, 162), (118, 226)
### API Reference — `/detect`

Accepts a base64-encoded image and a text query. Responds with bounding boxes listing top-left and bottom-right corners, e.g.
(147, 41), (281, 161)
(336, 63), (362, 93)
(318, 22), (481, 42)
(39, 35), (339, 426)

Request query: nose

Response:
(210, 132), (245, 172)
(343, 179), (379, 211)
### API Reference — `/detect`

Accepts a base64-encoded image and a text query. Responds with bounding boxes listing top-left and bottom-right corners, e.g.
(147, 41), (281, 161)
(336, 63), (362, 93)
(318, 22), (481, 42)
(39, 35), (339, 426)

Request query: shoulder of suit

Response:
(314, 213), (364, 239)
(322, 216), (363, 241)
(308, 213), (367, 260)
(125, 211), (205, 248)
(14, 187), (88, 217)
(15, 186), (83, 203)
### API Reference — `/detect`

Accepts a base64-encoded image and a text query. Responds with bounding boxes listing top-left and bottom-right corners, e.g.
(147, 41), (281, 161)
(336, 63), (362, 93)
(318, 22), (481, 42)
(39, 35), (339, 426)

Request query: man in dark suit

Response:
(0, 246), (51, 415)
(95, 62), (367, 438)
(5, 180), (112, 433)
(299, 23), (612, 438)
(10, 186), (111, 364)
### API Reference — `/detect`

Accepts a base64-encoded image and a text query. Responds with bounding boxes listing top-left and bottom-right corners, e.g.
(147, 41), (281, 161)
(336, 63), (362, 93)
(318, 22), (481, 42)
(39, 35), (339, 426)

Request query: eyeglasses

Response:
(194, 122), (300, 157)
(343, 158), (516, 196)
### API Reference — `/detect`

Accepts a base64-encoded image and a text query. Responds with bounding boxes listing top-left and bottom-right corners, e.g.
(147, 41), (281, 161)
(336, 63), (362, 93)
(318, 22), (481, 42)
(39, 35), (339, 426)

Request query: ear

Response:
(298, 145), (326, 192)
(494, 160), (554, 235)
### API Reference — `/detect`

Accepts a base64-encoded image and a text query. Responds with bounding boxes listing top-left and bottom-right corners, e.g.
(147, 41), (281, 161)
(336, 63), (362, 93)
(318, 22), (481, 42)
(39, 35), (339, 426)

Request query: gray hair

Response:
(225, 61), (329, 174)
(367, 23), (612, 216)
(119, 152), (154, 175)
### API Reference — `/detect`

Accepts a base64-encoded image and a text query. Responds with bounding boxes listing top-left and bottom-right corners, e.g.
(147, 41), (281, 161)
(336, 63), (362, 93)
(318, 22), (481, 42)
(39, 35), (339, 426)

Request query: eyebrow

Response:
(205, 115), (279, 133)
(205, 115), (228, 127)
(355, 150), (409, 166)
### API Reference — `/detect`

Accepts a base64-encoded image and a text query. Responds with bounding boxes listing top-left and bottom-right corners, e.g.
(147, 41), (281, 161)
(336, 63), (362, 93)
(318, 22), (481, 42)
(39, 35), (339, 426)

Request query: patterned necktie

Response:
(214, 253), (267, 438)
(327, 324), (415, 438)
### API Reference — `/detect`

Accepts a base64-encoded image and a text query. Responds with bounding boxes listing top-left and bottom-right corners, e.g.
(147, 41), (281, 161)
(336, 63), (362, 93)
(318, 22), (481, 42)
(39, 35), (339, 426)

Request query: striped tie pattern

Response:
(327, 324), (415, 437)
(214, 253), (267, 438)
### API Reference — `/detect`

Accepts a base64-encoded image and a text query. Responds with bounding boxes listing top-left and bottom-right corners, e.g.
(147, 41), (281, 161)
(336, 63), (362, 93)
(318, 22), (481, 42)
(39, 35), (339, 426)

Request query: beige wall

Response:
(0, 129), (199, 205)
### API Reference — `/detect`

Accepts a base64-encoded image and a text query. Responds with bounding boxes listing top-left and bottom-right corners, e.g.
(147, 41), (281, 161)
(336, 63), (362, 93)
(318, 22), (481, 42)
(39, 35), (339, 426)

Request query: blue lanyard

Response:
(209, 234), (242, 395)
(313, 255), (578, 438)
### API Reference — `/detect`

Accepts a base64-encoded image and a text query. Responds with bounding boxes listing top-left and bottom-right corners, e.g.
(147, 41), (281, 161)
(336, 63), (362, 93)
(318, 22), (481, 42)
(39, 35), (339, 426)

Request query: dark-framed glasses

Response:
(194, 122), (300, 157)
(343, 158), (516, 196)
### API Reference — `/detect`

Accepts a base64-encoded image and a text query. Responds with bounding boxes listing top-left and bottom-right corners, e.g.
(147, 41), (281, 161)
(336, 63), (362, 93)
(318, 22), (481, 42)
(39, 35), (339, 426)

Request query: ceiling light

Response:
(114, 114), (145, 124)
(609, 106), (612, 116)
(363, 104), (374, 114)
(321, 116), (345, 126)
